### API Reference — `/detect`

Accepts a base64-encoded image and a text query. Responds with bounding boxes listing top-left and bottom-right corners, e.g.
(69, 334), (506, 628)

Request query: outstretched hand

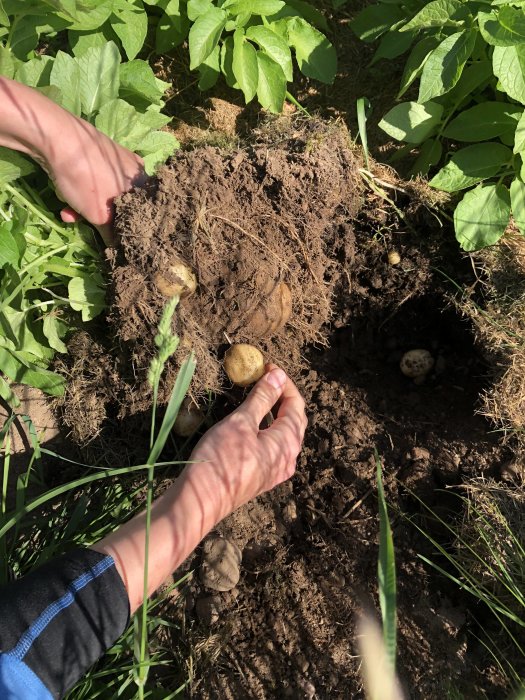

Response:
(183, 365), (307, 525)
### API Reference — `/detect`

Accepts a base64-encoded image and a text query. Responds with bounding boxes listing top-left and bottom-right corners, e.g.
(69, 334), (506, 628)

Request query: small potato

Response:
(154, 261), (197, 298)
(224, 344), (265, 387)
(388, 250), (401, 265)
(173, 398), (205, 437)
(400, 349), (434, 379)
(247, 282), (293, 337)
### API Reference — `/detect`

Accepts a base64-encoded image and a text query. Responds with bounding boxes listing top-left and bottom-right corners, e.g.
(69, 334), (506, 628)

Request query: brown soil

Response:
(58, 119), (516, 697)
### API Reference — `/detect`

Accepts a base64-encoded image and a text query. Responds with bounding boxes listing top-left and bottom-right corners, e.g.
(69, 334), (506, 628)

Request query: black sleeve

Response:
(0, 548), (130, 699)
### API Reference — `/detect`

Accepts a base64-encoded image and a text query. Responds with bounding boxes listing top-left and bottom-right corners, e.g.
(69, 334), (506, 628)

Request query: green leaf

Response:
(138, 130), (179, 174)
(69, 29), (111, 56)
(68, 275), (105, 322)
(454, 183), (510, 251)
(350, 4), (404, 43)
(444, 102), (522, 142)
(0, 0), (9, 25)
(398, 36), (440, 99)
(493, 45), (525, 105)
(510, 177), (525, 235)
(50, 50), (81, 116)
(401, 0), (465, 32)
(95, 99), (159, 150)
(430, 143), (512, 192)
(77, 41), (120, 117)
(419, 30), (476, 102)
(155, 0), (189, 53)
(0, 224), (20, 268)
(59, 0), (114, 30)
(188, 6), (227, 69)
(119, 60), (169, 108)
(223, 0), (284, 15)
(514, 110), (525, 153)
(479, 8), (525, 47)
(276, 0), (328, 32)
(246, 24), (293, 81)
(111, 0), (148, 60)
(220, 35), (238, 88)
(42, 314), (68, 353)
(0, 346), (65, 396)
(232, 29), (258, 103)
(288, 17), (336, 84)
(379, 101), (444, 145)
(0, 377), (20, 409)
(0, 45), (16, 78)
(371, 29), (415, 66)
(0, 147), (36, 185)
(15, 55), (53, 86)
(9, 14), (41, 59)
(442, 60), (492, 108)
(187, 0), (213, 21)
(410, 138), (443, 177)
(256, 51), (286, 113)
(197, 43), (220, 90)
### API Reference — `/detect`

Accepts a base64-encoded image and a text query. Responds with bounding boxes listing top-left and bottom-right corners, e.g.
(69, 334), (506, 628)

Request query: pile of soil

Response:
(58, 116), (516, 696)
(61, 120), (362, 439)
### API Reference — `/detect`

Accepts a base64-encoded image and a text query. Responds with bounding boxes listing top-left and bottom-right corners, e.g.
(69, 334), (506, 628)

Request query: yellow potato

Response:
(224, 344), (265, 387)
(173, 398), (205, 437)
(154, 261), (197, 298)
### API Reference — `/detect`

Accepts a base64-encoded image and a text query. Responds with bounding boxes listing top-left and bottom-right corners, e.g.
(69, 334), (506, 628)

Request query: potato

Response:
(388, 250), (401, 265)
(154, 261), (197, 298)
(173, 397), (205, 437)
(246, 282), (292, 338)
(400, 349), (434, 379)
(224, 344), (265, 387)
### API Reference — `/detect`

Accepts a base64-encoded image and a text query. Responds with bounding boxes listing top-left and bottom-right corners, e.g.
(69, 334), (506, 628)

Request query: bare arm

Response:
(93, 366), (307, 613)
(0, 76), (145, 244)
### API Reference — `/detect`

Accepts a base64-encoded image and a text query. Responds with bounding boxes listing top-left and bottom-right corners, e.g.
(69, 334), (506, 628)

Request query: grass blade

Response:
(376, 451), (397, 671)
(357, 97), (371, 171)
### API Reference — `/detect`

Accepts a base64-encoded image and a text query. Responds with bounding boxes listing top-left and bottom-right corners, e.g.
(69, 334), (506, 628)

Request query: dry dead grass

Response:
(459, 232), (525, 453)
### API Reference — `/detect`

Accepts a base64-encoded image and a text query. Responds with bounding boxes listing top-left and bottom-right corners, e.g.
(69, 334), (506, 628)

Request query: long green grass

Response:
(0, 299), (195, 698)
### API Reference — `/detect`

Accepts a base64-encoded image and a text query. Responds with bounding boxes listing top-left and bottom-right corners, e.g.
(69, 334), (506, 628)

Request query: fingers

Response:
(60, 207), (80, 223)
(236, 367), (287, 427)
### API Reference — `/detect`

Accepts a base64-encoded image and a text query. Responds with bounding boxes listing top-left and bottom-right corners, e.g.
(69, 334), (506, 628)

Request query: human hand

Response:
(182, 365), (307, 524)
(43, 120), (145, 246)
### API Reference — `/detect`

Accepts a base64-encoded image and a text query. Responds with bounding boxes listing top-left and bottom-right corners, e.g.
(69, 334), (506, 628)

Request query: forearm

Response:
(92, 461), (229, 614)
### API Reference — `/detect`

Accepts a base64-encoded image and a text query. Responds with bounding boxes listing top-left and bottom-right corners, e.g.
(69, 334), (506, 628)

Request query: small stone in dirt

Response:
(410, 446), (430, 462)
(200, 536), (242, 591)
(282, 500), (298, 522)
(196, 596), (220, 626)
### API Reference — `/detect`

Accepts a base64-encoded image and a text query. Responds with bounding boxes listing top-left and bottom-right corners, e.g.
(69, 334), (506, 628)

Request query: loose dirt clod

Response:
(200, 536), (242, 592)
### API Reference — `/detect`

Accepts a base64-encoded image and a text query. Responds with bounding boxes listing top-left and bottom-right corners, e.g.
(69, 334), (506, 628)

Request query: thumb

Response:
(237, 367), (287, 427)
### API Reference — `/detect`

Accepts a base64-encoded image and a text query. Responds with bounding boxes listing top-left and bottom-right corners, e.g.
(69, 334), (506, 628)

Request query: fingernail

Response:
(266, 368), (286, 389)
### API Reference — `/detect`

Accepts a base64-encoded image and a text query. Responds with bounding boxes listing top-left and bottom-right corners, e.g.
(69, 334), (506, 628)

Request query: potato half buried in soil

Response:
(67, 120), (362, 432)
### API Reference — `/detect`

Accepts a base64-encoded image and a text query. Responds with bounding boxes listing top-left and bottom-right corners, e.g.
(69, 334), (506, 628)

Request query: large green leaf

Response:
(454, 184), (510, 251)
(155, 0), (189, 53)
(15, 55), (53, 86)
(57, 0), (114, 30)
(188, 6), (227, 69)
(220, 35), (238, 88)
(398, 36), (440, 98)
(111, 0), (148, 60)
(379, 101), (443, 145)
(50, 50), (81, 115)
(493, 45), (525, 104)
(246, 24), (293, 81)
(119, 59), (170, 108)
(510, 177), (525, 236)
(479, 7), (525, 47)
(197, 44), (220, 90)
(233, 28), (258, 103)
(418, 30), (476, 102)
(350, 4), (404, 43)
(401, 0), (465, 32)
(68, 274), (105, 322)
(0, 147), (36, 185)
(256, 51), (286, 113)
(138, 130), (179, 174)
(95, 99), (169, 151)
(514, 110), (525, 153)
(430, 143), (512, 192)
(77, 41), (120, 117)
(288, 17), (336, 84)
(0, 224), (20, 268)
(0, 346), (65, 396)
(444, 102), (522, 142)
(223, 0), (284, 15)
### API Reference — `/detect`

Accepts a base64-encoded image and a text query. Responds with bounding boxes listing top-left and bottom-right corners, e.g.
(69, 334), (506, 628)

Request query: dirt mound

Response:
(61, 120), (362, 440)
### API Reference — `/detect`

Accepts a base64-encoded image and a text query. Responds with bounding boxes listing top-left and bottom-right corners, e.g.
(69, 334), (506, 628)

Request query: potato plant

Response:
(351, 0), (525, 251)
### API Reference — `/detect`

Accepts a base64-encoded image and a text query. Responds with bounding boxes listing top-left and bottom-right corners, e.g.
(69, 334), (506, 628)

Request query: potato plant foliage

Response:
(351, 0), (525, 251)
(0, 0), (336, 398)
